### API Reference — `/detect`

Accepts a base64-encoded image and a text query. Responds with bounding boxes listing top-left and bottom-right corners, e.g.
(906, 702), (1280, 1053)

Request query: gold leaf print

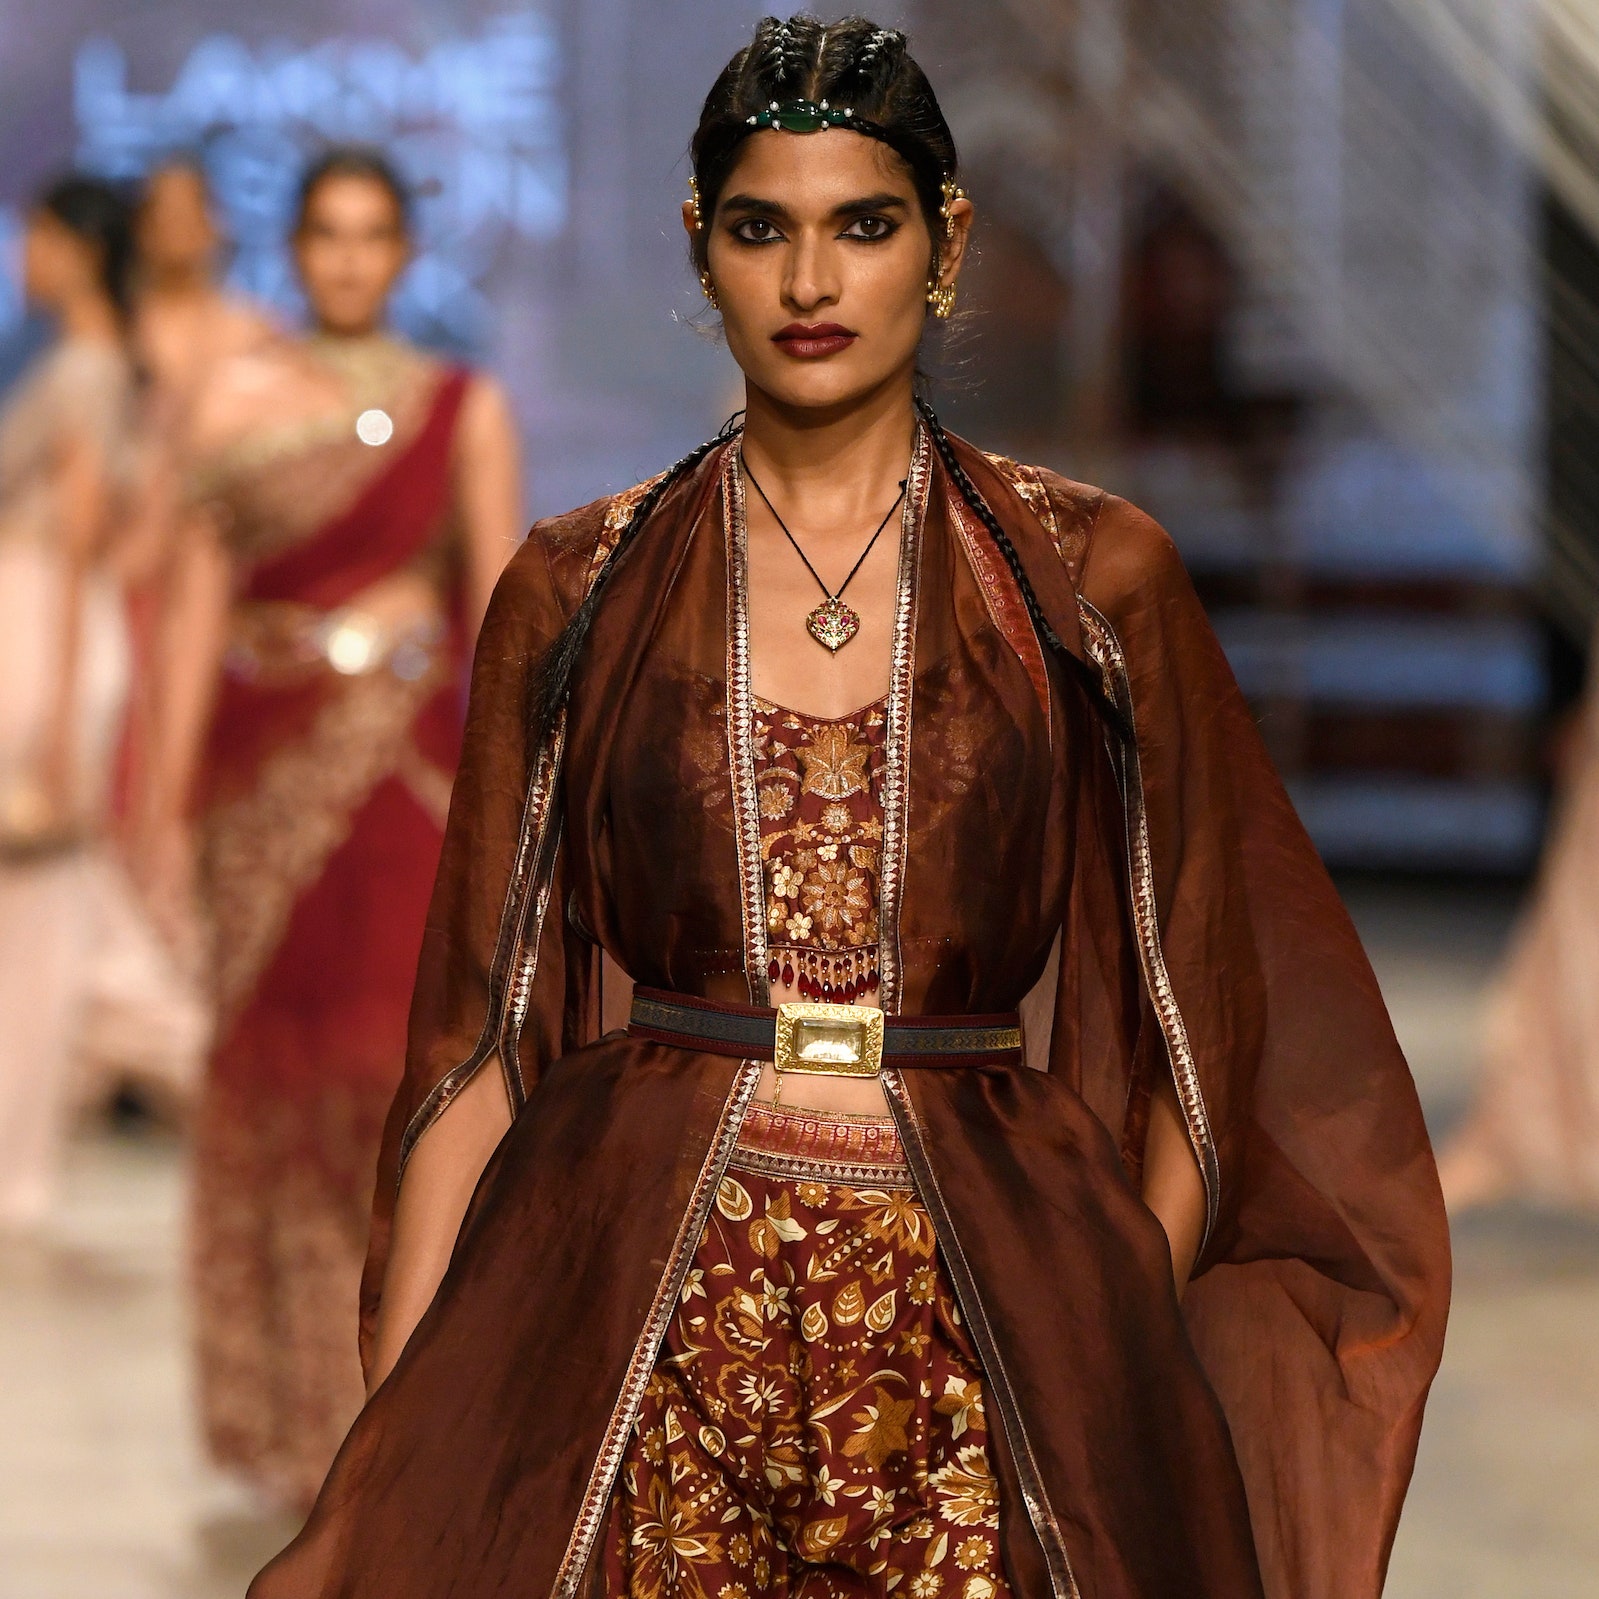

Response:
(833, 1281), (866, 1325)
(801, 1301), (830, 1342)
(865, 1289), (898, 1334)
(799, 1515), (850, 1557)
(717, 1175), (753, 1221)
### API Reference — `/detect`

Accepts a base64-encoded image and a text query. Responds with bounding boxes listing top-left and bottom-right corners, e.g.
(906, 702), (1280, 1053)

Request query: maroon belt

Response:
(627, 987), (1024, 1075)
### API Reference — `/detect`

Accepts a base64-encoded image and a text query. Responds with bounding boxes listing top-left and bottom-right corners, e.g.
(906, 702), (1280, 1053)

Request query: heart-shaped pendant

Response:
(805, 596), (861, 652)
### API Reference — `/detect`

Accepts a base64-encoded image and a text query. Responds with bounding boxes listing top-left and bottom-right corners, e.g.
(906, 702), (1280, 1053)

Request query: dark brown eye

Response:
(732, 218), (783, 244)
(843, 215), (897, 241)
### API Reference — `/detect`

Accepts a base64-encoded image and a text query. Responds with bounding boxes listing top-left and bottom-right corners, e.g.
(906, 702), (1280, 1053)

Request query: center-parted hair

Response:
(294, 146), (413, 237)
(688, 16), (959, 276)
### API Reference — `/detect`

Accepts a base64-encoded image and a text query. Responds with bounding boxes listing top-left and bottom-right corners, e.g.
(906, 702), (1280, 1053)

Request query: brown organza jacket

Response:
(252, 429), (1448, 1599)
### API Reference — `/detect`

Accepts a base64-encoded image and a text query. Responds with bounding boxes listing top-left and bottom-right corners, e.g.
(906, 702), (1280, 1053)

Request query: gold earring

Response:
(699, 269), (720, 310)
(928, 278), (957, 319)
(688, 175), (705, 233)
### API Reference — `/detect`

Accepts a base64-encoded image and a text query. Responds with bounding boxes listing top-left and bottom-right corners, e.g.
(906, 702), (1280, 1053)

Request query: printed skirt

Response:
(604, 1101), (1014, 1599)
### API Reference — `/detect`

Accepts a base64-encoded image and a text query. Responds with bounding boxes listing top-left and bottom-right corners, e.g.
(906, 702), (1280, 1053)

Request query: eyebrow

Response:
(718, 191), (912, 222)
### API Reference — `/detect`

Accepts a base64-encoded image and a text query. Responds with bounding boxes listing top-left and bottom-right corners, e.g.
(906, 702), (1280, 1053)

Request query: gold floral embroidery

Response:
(753, 696), (887, 1000)
(202, 664), (444, 1018)
(797, 722), (873, 800)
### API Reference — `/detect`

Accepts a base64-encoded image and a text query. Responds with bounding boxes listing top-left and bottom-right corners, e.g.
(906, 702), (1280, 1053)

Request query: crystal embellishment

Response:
(805, 595), (862, 652)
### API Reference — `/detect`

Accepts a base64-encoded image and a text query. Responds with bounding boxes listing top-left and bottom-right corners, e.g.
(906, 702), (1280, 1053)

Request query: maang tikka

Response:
(688, 176), (719, 309)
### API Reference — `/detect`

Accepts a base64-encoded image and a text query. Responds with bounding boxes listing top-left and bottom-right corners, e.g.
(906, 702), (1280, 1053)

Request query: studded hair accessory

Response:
(688, 175), (705, 232)
(745, 98), (865, 132)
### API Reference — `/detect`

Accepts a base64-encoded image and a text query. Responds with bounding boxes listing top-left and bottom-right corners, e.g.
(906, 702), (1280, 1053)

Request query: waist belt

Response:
(628, 987), (1024, 1077)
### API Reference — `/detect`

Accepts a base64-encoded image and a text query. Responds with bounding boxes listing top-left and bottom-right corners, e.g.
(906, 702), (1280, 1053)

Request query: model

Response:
(145, 148), (521, 1508)
(253, 19), (1447, 1599)
(0, 176), (141, 1228)
(1437, 656), (1599, 1210)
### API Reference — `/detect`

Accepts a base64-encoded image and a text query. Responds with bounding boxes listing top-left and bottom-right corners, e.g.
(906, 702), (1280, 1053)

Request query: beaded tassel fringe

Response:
(767, 945), (881, 1003)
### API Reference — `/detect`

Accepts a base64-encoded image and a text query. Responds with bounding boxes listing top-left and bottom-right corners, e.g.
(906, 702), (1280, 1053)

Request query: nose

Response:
(782, 226), (842, 316)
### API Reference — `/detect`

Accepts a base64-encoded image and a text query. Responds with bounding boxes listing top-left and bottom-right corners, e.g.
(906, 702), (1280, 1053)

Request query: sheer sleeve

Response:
(358, 500), (611, 1367)
(1070, 488), (1450, 1598)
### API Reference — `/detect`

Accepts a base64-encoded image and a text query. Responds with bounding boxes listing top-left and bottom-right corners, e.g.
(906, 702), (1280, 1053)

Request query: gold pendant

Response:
(805, 596), (861, 652)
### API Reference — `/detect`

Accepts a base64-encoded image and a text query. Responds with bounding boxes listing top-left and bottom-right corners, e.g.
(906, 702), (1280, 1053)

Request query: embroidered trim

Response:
(728, 1144), (914, 1190)
(876, 426), (932, 1012)
(723, 449), (772, 1003)
(396, 693), (568, 1172)
(947, 492), (1053, 733)
(984, 453), (1063, 551)
(203, 664), (443, 1022)
(1075, 597), (1221, 1243)
(549, 1058), (764, 1599)
(882, 1070), (1082, 1599)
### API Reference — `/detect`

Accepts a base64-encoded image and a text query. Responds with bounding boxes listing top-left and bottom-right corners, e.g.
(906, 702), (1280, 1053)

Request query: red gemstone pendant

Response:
(805, 595), (861, 653)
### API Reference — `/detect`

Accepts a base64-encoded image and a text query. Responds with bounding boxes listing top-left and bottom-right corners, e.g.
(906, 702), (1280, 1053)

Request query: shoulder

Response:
(983, 450), (1186, 600)
(499, 466), (675, 620)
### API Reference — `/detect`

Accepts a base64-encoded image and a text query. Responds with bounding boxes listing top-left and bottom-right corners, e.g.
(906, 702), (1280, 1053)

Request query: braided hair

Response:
(916, 399), (1129, 738)
(689, 15), (958, 279)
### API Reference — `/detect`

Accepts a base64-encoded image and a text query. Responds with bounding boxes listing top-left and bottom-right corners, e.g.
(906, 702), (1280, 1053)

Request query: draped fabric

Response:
(192, 365), (472, 1507)
(251, 428), (1447, 1597)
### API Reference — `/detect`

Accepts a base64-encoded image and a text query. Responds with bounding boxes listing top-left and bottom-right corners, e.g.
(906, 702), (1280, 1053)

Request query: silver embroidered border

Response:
(882, 1071), (1082, 1599)
(548, 1058), (763, 1598)
(397, 707), (568, 1172)
(727, 1143), (914, 1191)
(876, 425), (932, 1012)
(1076, 596), (1221, 1243)
(721, 445), (771, 1004)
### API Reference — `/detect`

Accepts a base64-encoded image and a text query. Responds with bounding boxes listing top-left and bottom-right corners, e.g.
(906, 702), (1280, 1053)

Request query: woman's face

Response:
(689, 130), (971, 414)
(294, 173), (409, 336)
(22, 211), (100, 312)
(138, 166), (219, 280)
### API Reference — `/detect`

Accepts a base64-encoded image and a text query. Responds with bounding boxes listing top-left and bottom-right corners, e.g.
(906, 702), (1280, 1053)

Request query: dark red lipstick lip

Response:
(773, 321), (858, 357)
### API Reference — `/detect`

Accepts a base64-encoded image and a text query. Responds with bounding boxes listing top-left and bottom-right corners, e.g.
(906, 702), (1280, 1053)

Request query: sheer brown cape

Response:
(251, 429), (1448, 1599)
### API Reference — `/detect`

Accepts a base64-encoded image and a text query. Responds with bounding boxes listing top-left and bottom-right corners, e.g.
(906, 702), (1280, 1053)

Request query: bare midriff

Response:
(750, 693), (890, 1114)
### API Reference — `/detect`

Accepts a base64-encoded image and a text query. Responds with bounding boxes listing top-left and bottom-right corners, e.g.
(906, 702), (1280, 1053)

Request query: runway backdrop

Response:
(0, 0), (1552, 870)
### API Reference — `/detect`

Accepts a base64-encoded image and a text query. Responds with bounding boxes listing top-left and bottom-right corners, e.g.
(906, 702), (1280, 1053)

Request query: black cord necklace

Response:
(741, 454), (908, 653)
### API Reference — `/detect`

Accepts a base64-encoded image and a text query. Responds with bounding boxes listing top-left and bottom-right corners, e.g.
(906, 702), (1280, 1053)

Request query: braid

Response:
(755, 14), (817, 98)
(526, 424), (736, 753)
(916, 399), (1130, 742)
(829, 25), (905, 105)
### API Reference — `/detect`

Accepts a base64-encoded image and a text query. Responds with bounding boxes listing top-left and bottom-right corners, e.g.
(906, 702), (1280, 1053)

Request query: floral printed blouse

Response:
(753, 694), (887, 1004)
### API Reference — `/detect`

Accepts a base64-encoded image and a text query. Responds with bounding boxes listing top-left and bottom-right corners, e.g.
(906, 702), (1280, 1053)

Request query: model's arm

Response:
(452, 374), (522, 638)
(134, 509), (230, 916)
(365, 1061), (513, 1395)
(1142, 1072), (1207, 1295)
(38, 429), (112, 820)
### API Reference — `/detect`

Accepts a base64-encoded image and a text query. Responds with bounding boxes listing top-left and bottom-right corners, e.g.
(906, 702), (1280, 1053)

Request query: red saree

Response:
(251, 425), (1448, 1594)
(191, 356), (471, 1507)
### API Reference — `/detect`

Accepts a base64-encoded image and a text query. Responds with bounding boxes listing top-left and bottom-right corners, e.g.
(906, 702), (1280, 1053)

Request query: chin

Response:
(754, 364), (902, 415)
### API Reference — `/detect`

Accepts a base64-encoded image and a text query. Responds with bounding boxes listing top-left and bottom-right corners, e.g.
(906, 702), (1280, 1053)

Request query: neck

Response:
(140, 263), (217, 304)
(313, 319), (386, 343)
(740, 368), (918, 513)
(57, 292), (121, 345)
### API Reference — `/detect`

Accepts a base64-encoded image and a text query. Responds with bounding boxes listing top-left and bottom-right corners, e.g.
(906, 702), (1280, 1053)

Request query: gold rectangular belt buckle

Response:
(773, 1001), (885, 1077)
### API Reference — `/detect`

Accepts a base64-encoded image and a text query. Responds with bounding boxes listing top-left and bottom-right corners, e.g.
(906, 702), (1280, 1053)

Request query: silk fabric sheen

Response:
(251, 433), (1448, 1599)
